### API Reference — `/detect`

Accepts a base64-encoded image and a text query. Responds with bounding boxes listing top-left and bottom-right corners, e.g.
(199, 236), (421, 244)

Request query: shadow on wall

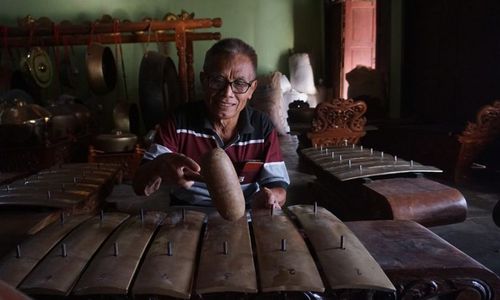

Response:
(292, 0), (323, 82)
(277, 49), (290, 76)
(346, 66), (388, 119)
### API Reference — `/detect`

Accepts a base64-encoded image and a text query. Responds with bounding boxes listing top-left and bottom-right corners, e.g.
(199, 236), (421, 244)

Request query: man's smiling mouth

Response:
(218, 102), (236, 108)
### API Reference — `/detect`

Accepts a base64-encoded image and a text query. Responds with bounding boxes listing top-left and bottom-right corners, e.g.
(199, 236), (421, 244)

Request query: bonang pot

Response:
(93, 130), (137, 153)
(45, 103), (79, 141)
(0, 99), (51, 146)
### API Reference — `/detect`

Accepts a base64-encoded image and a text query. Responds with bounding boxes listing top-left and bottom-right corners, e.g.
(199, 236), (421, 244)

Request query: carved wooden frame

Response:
(455, 100), (500, 181)
(307, 98), (367, 147)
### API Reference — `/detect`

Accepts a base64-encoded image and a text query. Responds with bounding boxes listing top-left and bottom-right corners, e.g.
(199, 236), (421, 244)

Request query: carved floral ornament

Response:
(459, 100), (500, 142)
(311, 98), (367, 133)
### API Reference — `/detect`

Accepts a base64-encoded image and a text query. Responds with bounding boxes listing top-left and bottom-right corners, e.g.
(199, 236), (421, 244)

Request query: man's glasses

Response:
(207, 75), (255, 94)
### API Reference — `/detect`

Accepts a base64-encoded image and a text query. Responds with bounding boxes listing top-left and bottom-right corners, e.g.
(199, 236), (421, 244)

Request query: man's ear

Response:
(247, 79), (258, 98)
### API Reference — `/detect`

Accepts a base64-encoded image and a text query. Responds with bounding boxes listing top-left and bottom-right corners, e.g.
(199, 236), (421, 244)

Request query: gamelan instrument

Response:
(0, 206), (396, 299)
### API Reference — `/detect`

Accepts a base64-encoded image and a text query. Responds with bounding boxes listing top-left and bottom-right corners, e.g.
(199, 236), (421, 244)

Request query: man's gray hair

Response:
(203, 38), (258, 74)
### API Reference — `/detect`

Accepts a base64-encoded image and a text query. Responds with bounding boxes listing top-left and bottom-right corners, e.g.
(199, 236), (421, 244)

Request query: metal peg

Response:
(344, 140), (348, 147)
(348, 160), (352, 168)
(60, 212), (65, 225)
(223, 241), (229, 255)
(167, 241), (173, 256)
(46, 190), (51, 200)
(360, 145), (364, 151)
(100, 210), (104, 222)
(339, 155), (343, 162)
(16, 244), (21, 258)
(281, 239), (287, 252)
(381, 151), (384, 158)
(313, 202), (318, 215)
(370, 148), (374, 155)
(410, 160), (414, 167)
(340, 235), (345, 250)
(320, 145), (323, 152)
(140, 209), (145, 224)
(61, 243), (67, 257)
(331, 151), (335, 159)
(114, 242), (119, 256)
(359, 165), (363, 173)
(352, 144), (355, 149)
(394, 155), (398, 163)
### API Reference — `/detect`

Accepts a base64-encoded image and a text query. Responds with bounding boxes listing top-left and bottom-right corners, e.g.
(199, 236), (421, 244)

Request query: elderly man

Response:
(133, 38), (289, 209)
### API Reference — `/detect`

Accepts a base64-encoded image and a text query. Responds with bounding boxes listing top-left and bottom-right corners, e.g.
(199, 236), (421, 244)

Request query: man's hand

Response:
(133, 153), (203, 196)
(251, 187), (286, 209)
(154, 153), (202, 188)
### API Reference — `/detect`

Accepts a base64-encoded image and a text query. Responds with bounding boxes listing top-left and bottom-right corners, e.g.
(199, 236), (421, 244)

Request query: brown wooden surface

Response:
(72, 212), (165, 295)
(363, 177), (467, 226)
(19, 212), (129, 296)
(0, 213), (91, 287)
(287, 205), (395, 292)
(347, 220), (500, 299)
(132, 209), (205, 299)
(196, 212), (257, 294)
(251, 208), (324, 293)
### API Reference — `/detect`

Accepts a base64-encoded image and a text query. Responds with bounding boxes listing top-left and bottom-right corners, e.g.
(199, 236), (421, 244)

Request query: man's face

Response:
(201, 53), (257, 123)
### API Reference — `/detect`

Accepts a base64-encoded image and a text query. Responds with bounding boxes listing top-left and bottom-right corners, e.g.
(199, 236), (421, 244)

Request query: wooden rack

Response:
(0, 17), (223, 102)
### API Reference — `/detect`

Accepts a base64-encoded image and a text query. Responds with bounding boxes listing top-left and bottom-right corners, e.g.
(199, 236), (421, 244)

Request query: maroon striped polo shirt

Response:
(143, 101), (289, 206)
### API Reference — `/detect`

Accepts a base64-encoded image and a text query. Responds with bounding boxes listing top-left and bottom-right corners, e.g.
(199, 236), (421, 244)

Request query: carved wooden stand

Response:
(0, 14), (222, 102)
(307, 98), (367, 147)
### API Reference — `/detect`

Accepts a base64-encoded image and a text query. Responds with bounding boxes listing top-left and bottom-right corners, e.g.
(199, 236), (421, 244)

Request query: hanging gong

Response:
(85, 43), (117, 95)
(20, 47), (53, 88)
(138, 51), (181, 132)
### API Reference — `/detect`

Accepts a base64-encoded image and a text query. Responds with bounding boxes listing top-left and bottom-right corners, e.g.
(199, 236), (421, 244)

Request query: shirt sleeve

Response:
(142, 117), (178, 161)
(258, 128), (290, 189)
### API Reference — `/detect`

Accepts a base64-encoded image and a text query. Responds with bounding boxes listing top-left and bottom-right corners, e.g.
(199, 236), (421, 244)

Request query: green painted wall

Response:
(1, 0), (323, 115)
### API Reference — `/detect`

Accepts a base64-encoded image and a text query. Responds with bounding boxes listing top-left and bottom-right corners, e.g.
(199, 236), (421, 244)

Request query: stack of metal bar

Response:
(0, 163), (123, 214)
(301, 144), (442, 181)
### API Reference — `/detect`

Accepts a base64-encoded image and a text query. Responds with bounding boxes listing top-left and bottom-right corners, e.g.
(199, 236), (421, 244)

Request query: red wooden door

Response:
(342, 0), (377, 98)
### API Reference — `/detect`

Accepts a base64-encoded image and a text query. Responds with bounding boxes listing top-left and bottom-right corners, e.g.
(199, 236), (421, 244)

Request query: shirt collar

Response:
(201, 104), (254, 135)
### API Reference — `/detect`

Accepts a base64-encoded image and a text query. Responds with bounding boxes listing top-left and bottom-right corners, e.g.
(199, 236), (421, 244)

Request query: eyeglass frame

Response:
(205, 74), (257, 94)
